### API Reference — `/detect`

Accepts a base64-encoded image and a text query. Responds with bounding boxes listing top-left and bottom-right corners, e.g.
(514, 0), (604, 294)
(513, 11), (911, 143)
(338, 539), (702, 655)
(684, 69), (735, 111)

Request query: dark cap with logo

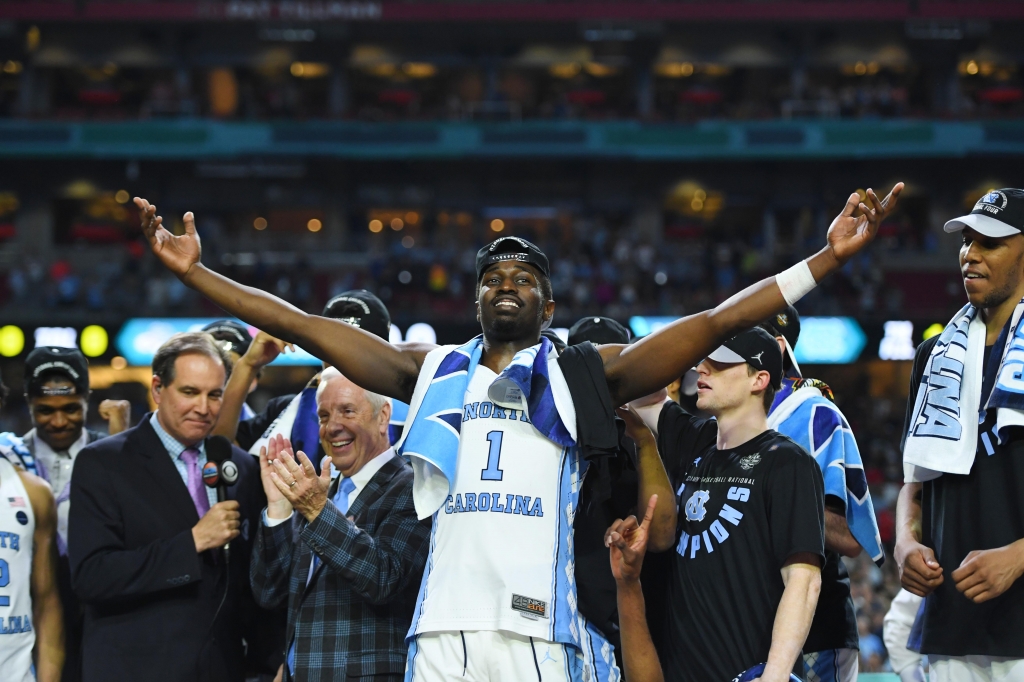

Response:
(945, 188), (1024, 238)
(760, 305), (801, 377)
(201, 320), (253, 358)
(706, 327), (783, 390)
(322, 289), (391, 341)
(476, 236), (550, 281)
(25, 346), (90, 397)
(568, 316), (631, 346)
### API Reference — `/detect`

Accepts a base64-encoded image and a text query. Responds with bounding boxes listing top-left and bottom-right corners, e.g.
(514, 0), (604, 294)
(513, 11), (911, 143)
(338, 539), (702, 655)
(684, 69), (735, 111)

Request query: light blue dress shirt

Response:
(149, 413), (219, 511)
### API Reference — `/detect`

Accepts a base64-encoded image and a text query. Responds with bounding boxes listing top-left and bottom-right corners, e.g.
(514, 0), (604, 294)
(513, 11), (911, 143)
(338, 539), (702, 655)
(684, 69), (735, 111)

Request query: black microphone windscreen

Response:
(206, 435), (233, 465)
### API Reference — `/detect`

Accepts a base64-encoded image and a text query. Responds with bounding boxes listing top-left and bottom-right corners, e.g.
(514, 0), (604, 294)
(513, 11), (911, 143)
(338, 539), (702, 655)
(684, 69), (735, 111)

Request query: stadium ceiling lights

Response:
(0, 326), (24, 357)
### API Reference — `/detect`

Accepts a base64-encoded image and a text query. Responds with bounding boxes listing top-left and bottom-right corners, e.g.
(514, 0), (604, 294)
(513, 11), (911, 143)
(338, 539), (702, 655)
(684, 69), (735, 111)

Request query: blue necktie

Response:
(287, 477), (357, 676)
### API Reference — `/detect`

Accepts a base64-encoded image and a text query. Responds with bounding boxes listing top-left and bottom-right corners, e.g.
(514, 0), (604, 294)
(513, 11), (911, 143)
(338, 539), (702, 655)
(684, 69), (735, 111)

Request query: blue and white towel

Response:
(247, 386), (321, 458)
(769, 378), (885, 566)
(397, 335), (576, 519)
(904, 299), (1024, 482)
(0, 432), (36, 475)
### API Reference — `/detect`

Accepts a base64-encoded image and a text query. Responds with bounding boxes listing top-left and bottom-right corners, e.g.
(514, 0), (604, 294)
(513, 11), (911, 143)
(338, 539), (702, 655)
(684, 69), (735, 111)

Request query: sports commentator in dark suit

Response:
(67, 332), (269, 682)
(251, 367), (431, 682)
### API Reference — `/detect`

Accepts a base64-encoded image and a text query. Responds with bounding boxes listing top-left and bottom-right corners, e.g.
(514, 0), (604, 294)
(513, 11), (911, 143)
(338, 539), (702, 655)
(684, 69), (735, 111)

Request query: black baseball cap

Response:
(476, 236), (550, 281)
(760, 305), (801, 377)
(706, 328), (782, 390)
(945, 188), (1024, 238)
(322, 289), (391, 341)
(201, 320), (253, 358)
(24, 346), (90, 397)
(568, 316), (631, 346)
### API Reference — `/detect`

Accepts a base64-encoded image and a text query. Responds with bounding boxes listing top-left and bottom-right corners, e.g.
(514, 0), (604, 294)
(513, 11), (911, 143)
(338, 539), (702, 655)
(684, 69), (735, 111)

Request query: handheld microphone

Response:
(205, 436), (238, 561)
(201, 460), (219, 488)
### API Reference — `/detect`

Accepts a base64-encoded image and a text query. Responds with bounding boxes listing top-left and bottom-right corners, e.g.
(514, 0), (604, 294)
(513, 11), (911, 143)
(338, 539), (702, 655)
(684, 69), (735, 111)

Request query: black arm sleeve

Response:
(236, 394), (295, 451)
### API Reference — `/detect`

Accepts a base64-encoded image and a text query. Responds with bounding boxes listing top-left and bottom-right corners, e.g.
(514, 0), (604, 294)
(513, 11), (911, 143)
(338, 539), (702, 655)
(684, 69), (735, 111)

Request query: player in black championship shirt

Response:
(897, 189), (1024, 682)
(635, 327), (825, 682)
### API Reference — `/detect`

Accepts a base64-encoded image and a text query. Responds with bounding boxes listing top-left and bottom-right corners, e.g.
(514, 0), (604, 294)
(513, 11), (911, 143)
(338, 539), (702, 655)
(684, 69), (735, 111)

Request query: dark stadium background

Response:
(2, 1), (1022, 674)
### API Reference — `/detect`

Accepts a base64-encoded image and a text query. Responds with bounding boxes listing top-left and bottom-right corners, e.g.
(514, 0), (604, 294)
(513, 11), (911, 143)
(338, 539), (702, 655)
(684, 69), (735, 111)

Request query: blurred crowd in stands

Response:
(2, 60), (1020, 122)
(0, 202), (951, 323)
(0, 21), (1019, 123)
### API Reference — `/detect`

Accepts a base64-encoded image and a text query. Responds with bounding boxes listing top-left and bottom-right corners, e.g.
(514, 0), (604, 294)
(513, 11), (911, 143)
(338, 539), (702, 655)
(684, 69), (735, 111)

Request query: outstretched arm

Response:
(134, 198), (428, 403)
(603, 185), (903, 404)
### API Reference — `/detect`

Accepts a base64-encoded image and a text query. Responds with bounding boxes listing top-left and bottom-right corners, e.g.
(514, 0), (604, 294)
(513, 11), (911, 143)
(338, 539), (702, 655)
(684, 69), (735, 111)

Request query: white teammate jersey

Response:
(0, 457), (36, 682)
(411, 365), (585, 645)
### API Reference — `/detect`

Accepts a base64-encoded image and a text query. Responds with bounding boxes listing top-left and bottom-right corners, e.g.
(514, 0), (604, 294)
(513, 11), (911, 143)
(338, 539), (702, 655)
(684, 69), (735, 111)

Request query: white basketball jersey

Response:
(411, 366), (586, 646)
(0, 457), (36, 682)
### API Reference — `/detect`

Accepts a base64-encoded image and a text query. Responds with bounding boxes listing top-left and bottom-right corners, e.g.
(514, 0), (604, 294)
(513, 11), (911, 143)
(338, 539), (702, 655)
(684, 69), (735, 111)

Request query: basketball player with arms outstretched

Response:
(133, 183), (900, 681)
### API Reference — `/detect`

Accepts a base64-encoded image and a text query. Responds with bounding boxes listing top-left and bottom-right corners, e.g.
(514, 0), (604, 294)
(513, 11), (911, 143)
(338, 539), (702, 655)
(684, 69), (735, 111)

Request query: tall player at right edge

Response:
(134, 182), (901, 682)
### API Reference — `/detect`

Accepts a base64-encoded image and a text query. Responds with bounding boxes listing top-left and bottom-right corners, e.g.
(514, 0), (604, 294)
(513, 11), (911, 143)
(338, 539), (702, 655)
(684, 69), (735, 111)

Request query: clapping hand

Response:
(266, 435), (332, 522)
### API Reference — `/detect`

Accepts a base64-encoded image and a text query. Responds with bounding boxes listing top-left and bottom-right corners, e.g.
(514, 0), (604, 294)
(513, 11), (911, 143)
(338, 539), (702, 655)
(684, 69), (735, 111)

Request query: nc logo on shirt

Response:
(685, 490), (710, 522)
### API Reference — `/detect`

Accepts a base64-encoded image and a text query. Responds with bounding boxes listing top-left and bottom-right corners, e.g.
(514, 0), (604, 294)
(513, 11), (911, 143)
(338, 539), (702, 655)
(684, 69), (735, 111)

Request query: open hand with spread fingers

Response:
(827, 183), (904, 265)
(134, 197), (202, 280)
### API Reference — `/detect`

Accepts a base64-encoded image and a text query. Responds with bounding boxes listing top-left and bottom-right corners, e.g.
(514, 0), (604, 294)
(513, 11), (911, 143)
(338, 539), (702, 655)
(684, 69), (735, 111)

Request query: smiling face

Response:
(960, 228), (1024, 310)
(151, 353), (226, 446)
(29, 379), (88, 451)
(476, 261), (555, 344)
(317, 373), (391, 477)
(694, 358), (769, 416)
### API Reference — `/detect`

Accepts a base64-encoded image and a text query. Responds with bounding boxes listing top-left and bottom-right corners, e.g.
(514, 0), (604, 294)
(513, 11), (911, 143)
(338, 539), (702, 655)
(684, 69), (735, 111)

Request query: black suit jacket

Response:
(68, 415), (268, 682)
(251, 455), (431, 681)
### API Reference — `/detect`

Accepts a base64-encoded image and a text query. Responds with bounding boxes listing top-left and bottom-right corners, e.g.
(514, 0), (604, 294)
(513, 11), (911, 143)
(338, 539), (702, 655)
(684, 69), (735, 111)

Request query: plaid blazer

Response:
(250, 455), (431, 681)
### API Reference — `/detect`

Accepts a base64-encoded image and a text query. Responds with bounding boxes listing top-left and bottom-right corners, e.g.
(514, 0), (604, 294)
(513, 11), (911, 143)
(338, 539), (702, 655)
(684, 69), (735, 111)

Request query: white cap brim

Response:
(707, 345), (746, 364)
(944, 213), (1021, 238)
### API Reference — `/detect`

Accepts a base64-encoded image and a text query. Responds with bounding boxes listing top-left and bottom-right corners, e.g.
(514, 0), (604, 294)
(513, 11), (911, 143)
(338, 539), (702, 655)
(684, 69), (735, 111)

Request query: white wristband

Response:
(776, 260), (816, 305)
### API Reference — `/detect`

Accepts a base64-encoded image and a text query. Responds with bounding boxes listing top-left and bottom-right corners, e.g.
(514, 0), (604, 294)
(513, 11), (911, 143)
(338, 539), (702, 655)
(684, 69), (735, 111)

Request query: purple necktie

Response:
(180, 447), (210, 518)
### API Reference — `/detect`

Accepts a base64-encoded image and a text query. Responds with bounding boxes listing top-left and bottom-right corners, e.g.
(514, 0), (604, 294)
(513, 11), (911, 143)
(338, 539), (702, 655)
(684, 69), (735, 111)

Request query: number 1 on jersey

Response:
(481, 431), (504, 481)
